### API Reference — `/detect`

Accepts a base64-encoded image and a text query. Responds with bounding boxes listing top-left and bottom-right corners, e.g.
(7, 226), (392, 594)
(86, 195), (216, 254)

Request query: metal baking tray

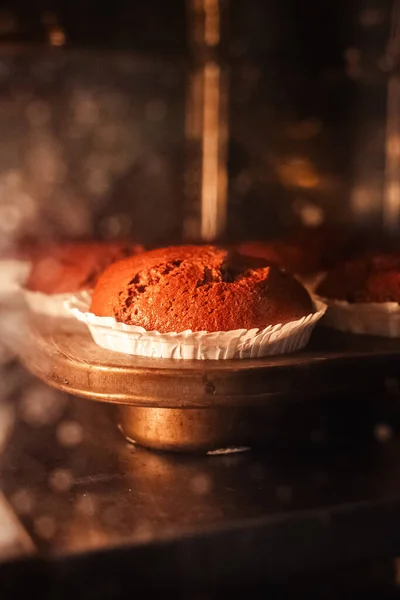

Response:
(18, 314), (400, 452)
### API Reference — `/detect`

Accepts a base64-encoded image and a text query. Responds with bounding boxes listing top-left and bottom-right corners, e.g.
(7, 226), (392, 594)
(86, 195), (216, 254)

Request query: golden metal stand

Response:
(18, 316), (400, 452)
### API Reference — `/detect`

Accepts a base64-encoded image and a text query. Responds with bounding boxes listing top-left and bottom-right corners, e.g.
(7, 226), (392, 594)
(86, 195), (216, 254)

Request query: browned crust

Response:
(90, 245), (313, 333)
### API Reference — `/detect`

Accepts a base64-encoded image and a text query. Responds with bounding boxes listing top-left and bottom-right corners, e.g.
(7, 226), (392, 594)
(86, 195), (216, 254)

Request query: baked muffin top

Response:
(90, 245), (313, 333)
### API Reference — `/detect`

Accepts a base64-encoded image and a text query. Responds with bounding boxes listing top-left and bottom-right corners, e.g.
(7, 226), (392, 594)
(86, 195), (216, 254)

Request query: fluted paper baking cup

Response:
(24, 289), (92, 319)
(68, 296), (326, 360)
(0, 260), (31, 297)
(316, 295), (400, 337)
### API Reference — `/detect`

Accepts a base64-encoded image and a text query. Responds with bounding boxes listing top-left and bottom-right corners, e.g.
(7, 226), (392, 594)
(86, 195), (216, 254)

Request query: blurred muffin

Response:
(316, 253), (400, 337)
(237, 239), (320, 276)
(0, 240), (45, 297)
(90, 245), (313, 333)
(238, 225), (363, 276)
(317, 253), (400, 303)
(26, 241), (143, 295)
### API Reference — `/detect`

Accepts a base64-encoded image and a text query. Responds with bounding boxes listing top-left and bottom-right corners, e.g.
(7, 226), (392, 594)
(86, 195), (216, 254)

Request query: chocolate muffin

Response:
(237, 240), (320, 275)
(286, 225), (359, 270)
(317, 253), (400, 303)
(238, 226), (360, 276)
(0, 240), (44, 262)
(90, 245), (313, 333)
(26, 241), (143, 295)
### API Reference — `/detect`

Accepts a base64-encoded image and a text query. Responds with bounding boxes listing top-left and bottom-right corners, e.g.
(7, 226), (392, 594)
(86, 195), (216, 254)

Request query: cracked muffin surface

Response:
(90, 245), (313, 333)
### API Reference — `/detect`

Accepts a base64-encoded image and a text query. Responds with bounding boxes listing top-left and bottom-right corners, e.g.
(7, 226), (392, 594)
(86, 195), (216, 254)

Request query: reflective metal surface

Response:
(1, 365), (400, 571)
(16, 313), (400, 451)
(0, 492), (34, 560)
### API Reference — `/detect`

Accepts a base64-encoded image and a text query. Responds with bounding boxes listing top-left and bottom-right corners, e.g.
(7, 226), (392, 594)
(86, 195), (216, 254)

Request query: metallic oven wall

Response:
(0, 50), (186, 249)
(228, 0), (391, 239)
(0, 0), (392, 248)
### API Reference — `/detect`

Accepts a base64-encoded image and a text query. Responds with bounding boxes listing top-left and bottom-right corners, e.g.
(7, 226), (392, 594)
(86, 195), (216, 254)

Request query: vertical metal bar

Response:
(383, 0), (400, 234)
(384, 76), (400, 233)
(184, 0), (229, 242)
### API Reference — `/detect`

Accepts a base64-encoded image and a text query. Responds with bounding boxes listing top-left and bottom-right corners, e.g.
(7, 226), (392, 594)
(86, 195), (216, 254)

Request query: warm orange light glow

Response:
(201, 62), (226, 241)
(204, 0), (220, 46)
(185, 0), (228, 242)
(277, 158), (320, 190)
(350, 183), (381, 222)
(384, 181), (400, 224)
(49, 27), (66, 47)
(384, 75), (400, 232)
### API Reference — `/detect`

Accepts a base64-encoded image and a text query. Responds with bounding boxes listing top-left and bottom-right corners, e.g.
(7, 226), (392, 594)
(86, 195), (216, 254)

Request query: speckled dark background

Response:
(0, 0), (392, 248)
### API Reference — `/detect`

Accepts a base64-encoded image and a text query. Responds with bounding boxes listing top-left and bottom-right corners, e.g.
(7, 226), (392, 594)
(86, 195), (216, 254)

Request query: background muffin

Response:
(237, 239), (320, 276)
(316, 253), (400, 337)
(26, 241), (143, 295)
(0, 239), (46, 298)
(237, 225), (362, 277)
(317, 254), (400, 303)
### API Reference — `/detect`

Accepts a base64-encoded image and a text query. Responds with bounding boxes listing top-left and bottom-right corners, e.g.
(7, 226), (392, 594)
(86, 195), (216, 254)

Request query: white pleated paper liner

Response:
(316, 295), (400, 337)
(0, 260), (31, 298)
(24, 288), (92, 319)
(68, 296), (326, 360)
